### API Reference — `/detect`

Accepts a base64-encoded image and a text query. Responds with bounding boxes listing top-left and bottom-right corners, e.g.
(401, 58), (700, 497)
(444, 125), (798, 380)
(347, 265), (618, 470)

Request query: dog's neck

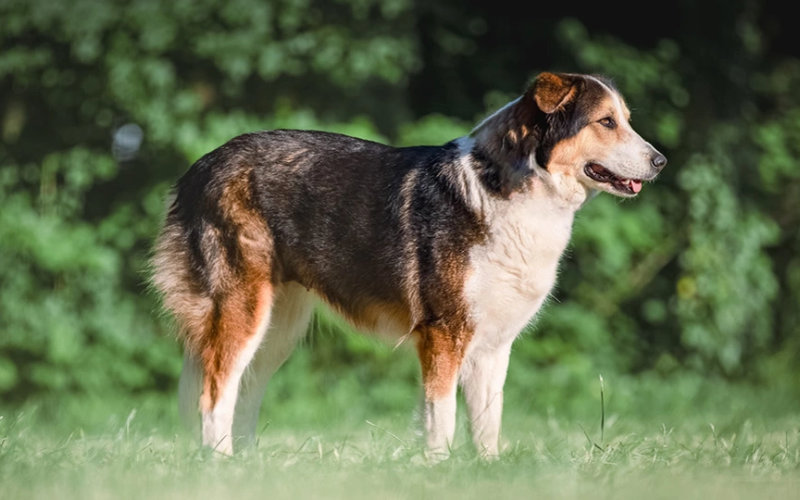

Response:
(469, 97), (538, 181)
(468, 98), (593, 212)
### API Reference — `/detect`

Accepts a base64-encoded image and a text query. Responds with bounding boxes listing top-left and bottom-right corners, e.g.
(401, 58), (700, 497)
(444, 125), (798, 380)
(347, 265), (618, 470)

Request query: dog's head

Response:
(531, 72), (667, 197)
(472, 72), (666, 199)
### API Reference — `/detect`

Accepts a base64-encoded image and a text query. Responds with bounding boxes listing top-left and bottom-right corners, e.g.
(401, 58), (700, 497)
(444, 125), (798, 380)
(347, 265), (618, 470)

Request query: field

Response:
(2, 366), (798, 500)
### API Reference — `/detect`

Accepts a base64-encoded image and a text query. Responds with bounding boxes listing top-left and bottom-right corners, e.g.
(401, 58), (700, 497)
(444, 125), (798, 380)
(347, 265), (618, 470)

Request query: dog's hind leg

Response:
(198, 283), (274, 455)
(459, 341), (512, 459)
(154, 171), (279, 455)
(232, 283), (315, 448)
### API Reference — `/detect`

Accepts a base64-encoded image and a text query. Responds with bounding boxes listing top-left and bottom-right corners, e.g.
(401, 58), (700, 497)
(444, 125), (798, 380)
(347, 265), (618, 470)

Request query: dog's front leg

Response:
(422, 375), (458, 459)
(415, 324), (468, 460)
(459, 341), (513, 459)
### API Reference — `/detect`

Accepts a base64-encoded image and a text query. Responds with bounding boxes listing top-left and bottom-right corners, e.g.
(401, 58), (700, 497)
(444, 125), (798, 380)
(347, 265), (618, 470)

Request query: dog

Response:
(151, 72), (666, 458)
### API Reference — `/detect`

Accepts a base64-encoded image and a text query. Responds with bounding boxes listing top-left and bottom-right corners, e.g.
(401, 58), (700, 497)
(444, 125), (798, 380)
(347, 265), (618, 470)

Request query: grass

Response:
(1, 374), (799, 499)
(1, 412), (797, 499)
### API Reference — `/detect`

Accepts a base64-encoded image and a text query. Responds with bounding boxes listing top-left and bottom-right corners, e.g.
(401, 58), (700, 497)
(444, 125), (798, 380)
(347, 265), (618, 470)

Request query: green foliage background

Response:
(1, 0), (799, 422)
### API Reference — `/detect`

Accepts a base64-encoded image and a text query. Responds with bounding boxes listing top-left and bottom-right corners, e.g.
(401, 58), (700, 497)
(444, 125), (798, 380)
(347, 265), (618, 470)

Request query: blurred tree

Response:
(0, 0), (422, 402)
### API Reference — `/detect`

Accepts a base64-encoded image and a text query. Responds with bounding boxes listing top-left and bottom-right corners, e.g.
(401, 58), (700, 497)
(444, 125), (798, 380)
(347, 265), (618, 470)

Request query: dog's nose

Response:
(651, 153), (667, 170)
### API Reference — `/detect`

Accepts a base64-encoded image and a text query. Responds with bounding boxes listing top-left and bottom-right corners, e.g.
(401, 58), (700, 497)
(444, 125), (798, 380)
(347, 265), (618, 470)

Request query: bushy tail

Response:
(150, 214), (214, 356)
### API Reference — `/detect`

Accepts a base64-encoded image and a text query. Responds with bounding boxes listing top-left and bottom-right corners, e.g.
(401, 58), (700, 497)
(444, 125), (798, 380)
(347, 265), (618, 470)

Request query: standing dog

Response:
(151, 72), (666, 458)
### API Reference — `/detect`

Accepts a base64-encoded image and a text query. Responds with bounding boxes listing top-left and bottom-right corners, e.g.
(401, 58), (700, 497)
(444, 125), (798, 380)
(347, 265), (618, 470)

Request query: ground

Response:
(2, 374), (798, 500)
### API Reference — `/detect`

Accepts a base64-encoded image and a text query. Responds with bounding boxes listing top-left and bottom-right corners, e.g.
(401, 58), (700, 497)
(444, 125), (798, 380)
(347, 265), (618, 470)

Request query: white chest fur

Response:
(464, 177), (581, 349)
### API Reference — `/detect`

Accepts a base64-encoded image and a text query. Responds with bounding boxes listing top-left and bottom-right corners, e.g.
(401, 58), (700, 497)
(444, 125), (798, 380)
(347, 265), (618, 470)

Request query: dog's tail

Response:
(150, 201), (215, 356)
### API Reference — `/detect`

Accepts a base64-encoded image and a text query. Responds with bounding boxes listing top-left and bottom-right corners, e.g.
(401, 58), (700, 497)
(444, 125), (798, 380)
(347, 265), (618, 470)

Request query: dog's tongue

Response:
(627, 179), (642, 193)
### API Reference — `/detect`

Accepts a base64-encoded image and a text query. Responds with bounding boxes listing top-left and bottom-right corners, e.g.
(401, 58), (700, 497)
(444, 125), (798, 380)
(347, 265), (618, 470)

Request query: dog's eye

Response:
(599, 117), (616, 129)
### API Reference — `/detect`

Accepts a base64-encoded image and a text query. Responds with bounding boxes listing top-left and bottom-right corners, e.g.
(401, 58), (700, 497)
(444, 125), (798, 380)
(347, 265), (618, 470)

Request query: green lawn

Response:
(2, 375), (798, 499)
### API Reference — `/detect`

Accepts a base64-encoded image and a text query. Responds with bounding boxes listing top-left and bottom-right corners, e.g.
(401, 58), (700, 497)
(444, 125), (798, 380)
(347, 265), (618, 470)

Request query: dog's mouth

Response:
(584, 163), (643, 195)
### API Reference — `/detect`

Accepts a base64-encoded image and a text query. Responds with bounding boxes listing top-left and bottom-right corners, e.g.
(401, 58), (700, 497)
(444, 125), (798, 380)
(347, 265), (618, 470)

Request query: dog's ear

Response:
(532, 72), (578, 114)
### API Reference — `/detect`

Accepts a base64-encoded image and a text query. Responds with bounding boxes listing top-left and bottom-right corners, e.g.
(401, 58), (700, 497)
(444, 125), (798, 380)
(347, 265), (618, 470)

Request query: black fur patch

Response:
(534, 77), (610, 169)
(470, 146), (532, 198)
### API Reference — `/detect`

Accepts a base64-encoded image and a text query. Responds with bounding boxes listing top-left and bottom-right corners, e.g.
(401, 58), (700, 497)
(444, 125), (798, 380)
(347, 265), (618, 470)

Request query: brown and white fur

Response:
(151, 72), (666, 459)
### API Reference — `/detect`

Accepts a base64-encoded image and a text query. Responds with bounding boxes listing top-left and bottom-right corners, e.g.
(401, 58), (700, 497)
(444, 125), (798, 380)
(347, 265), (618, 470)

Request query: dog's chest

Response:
(464, 197), (575, 345)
